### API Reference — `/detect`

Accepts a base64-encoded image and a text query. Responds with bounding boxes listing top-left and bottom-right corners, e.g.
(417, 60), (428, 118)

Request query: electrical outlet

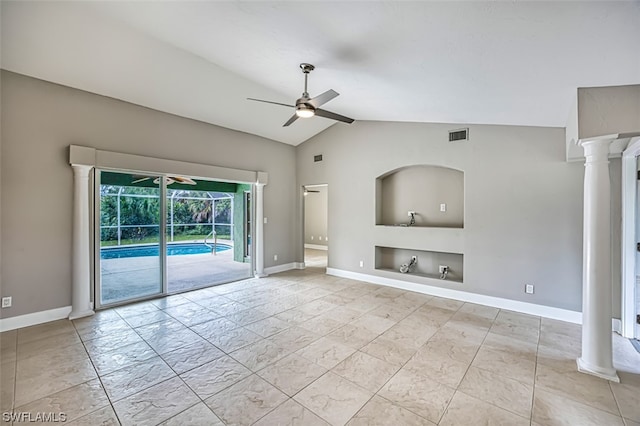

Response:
(411, 256), (417, 262)
(407, 211), (415, 217)
(439, 265), (448, 273)
(1, 297), (12, 308)
(264, 217), (268, 224)
(525, 284), (534, 294)
(274, 254), (278, 261)
(440, 203), (447, 212)
(319, 236), (322, 241)
(359, 260), (364, 268)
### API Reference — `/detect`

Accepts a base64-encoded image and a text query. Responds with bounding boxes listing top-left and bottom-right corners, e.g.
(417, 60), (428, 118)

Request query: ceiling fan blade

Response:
(247, 98), (294, 108)
(171, 176), (197, 185)
(314, 108), (354, 124)
(308, 89), (339, 108)
(131, 176), (150, 184)
(283, 114), (299, 127)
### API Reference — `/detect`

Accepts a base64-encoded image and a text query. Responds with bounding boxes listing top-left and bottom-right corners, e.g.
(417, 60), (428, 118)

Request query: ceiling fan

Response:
(131, 175), (197, 186)
(248, 63), (354, 127)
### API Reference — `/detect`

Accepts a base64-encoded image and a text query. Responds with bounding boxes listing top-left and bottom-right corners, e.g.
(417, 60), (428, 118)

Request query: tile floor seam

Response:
(372, 392), (435, 425)
(435, 313), (494, 425)
(78, 313), (203, 425)
(609, 376), (627, 420)
(530, 317), (541, 425)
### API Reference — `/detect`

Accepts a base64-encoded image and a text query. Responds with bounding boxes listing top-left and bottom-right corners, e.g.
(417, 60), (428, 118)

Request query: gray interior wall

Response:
(578, 85), (640, 139)
(304, 185), (328, 247)
(0, 71), (297, 318)
(378, 165), (464, 228)
(297, 121), (593, 312)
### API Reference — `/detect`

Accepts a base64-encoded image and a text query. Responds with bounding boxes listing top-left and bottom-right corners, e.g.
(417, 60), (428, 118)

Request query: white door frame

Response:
(621, 136), (640, 338)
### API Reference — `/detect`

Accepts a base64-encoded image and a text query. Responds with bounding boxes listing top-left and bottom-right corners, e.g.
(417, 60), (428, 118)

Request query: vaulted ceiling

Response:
(2, 1), (639, 145)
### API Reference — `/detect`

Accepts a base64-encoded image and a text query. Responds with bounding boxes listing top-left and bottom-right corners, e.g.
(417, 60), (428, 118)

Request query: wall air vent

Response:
(314, 154), (323, 162)
(449, 128), (469, 142)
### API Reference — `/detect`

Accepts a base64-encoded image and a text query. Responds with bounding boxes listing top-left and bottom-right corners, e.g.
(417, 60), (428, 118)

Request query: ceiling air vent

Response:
(449, 128), (469, 142)
(314, 154), (323, 162)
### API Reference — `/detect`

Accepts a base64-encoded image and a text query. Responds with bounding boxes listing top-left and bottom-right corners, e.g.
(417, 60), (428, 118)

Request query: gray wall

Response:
(0, 71), (297, 318)
(377, 165), (464, 228)
(578, 85), (640, 139)
(297, 121), (594, 312)
(304, 185), (328, 247)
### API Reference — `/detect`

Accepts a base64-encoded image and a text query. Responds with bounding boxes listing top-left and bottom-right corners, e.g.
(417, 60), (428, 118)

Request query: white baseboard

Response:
(264, 262), (298, 275)
(327, 268), (583, 324)
(294, 262), (305, 270)
(612, 318), (622, 334)
(305, 244), (328, 251)
(0, 306), (72, 332)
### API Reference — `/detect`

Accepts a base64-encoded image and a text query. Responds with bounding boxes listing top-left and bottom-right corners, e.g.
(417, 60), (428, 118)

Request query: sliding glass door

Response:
(97, 171), (164, 306)
(96, 171), (253, 308)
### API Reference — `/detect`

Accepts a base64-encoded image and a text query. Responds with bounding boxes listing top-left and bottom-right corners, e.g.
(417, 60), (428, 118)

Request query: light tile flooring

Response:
(2, 258), (640, 425)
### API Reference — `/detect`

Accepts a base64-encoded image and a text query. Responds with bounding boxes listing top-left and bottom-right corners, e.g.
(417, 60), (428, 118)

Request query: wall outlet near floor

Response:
(1, 297), (12, 308)
(439, 265), (448, 273)
(525, 284), (535, 294)
(273, 254), (278, 261)
(359, 260), (364, 268)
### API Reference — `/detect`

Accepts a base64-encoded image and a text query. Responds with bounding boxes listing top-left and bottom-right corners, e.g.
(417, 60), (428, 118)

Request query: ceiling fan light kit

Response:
(248, 63), (354, 127)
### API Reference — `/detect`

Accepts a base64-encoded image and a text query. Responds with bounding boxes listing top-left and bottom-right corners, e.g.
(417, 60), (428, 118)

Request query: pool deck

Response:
(100, 246), (251, 304)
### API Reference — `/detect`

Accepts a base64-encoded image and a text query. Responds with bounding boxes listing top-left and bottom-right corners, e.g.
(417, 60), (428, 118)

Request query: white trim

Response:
(0, 306), (72, 332)
(612, 318), (622, 334)
(294, 262), (305, 270)
(305, 244), (328, 251)
(621, 136), (640, 339)
(264, 262), (297, 275)
(70, 145), (265, 185)
(327, 268), (582, 324)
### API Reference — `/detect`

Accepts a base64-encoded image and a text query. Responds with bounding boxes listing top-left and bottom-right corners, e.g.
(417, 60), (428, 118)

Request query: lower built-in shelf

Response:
(375, 246), (464, 283)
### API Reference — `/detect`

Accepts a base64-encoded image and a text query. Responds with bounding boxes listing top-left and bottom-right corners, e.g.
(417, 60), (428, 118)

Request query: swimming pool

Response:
(101, 243), (231, 259)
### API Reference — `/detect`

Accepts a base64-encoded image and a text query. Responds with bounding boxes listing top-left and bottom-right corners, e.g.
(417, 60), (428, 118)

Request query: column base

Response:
(254, 273), (269, 278)
(68, 309), (95, 321)
(577, 357), (620, 382)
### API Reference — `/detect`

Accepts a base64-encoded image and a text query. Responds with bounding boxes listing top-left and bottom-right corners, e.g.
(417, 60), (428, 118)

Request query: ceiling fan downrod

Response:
(300, 63), (314, 97)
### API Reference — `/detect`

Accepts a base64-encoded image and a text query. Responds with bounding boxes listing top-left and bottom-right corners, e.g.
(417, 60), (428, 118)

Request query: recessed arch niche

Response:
(375, 165), (464, 228)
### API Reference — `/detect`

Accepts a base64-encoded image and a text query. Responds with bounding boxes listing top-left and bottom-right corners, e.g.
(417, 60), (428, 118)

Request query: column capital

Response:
(577, 136), (617, 164)
(71, 164), (93, 175)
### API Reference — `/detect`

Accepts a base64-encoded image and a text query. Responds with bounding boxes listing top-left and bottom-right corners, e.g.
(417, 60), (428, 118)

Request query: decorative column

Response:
(254, 181), (267, 278)
(577, 137), (619, 382)
(69, 164), (94, 320)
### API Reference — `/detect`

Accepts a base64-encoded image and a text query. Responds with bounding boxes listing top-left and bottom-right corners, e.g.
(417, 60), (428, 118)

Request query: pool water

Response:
(101, 243), (231, 259)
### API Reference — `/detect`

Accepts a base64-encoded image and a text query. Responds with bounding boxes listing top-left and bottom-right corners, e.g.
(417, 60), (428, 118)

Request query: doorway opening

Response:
(303, 184), (328, 271)
(96, 170), (253, 308)
(621, 137), (640, 340)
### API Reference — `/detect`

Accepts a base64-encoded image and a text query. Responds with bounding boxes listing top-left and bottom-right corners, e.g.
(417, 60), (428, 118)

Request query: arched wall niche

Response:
(375, 165), (464, 228)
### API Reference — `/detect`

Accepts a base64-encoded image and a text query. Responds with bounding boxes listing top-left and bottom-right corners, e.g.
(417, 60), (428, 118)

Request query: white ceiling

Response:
(2, 1), (639, 146)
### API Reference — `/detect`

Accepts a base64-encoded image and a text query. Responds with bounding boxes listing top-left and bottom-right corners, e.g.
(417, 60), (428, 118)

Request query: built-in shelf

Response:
(376, 268), (463, 284)
(375, 165), (464, 228)
(375, 246), (464, 283)
(374, 226), (464, 255)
